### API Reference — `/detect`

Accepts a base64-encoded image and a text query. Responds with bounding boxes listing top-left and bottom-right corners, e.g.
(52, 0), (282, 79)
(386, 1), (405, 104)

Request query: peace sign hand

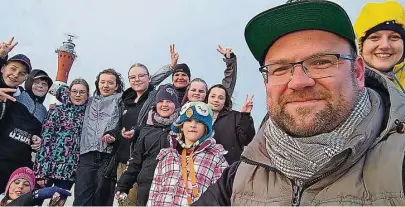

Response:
(241, 95), (254, 113)
(217, 45), (232, 59)
(0, 37), (18, 58)
(0, 88), (17, 102)
(170, 44), (179, 68)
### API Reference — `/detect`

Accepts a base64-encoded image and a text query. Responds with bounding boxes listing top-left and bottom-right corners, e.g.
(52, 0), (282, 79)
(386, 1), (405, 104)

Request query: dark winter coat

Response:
(0, 74), (42, 168)
(115, 111), (174, 206)
(106, 64), (174, 163)
(213, 110), (255, 164)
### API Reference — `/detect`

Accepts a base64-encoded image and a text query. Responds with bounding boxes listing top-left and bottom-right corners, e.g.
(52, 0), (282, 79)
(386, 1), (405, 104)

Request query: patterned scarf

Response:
(151, 110), (179, 126)
(265, 89), (371, 180)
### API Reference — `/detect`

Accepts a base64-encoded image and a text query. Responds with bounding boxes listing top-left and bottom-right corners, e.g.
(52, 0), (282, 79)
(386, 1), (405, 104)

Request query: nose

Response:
(189, 120), (197, 127)
(16, 183), (23, 189)
(379, 37), (391, 49)
(287, 65), (316, 90)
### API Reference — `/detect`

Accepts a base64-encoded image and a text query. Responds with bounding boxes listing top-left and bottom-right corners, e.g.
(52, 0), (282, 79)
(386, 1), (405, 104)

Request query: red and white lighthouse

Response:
(50, 34), (77, 105)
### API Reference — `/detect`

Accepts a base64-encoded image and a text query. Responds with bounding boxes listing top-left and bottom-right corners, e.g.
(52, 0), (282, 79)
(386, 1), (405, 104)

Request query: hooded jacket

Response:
(192, 68), (405, 206)
(116, 110), (175, 206)
(354, 1), (405, 91)
(0, 70), (51, 167)
(15, 69), (53, 124)
(33, 85), (87, 182)
(147, 133), (228, 206)
(105, 64), (174, 163)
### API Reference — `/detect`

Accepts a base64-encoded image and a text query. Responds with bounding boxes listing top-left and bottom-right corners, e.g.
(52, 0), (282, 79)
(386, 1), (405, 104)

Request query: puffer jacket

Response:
(147, 133), (228, 206)
(116, 110), (174, 206)
(354, 0), (405, 91)
(33, 85), (87, 181)
(192, 68), (405, 206)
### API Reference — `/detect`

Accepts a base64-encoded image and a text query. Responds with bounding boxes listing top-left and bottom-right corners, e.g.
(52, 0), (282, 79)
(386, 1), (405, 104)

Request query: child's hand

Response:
(31, 135), (42, 151)
(217, 45), (232, 59)
(0, 88), (17, 102)
(170, 44), (179, 68)
(102, 134), (116, 144)
(121, 127), (135, 140)
(115, 191), (127, 201)
(241, 95), (254, 113)
(0, 37), (18, 58)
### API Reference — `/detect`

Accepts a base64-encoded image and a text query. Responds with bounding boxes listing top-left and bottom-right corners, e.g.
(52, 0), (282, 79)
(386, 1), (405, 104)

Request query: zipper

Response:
(290, 151), (350, 206)
(291, 179), (303, 206)
(241, 150), (350, 206)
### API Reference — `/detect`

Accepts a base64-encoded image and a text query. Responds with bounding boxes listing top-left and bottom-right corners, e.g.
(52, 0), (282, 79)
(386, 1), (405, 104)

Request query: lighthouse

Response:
(50, 34), (77, 105)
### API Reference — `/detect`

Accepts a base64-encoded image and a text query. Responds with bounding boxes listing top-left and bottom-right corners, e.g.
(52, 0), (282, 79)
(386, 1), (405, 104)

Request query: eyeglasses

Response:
(128, 73), (149, 80)
(71, 90), (87, 96)
(259, 54), (355, 85)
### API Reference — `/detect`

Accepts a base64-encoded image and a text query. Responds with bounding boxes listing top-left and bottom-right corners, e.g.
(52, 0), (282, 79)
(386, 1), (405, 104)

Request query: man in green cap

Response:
(192, 0), (405, 206)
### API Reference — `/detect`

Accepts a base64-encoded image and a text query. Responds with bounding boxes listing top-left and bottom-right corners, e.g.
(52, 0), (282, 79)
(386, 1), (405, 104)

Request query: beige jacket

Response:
(231, 69), (405, 206)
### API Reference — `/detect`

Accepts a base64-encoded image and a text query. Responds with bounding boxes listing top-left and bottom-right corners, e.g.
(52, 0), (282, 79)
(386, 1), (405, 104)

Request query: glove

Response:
(32, 187), (71, 200)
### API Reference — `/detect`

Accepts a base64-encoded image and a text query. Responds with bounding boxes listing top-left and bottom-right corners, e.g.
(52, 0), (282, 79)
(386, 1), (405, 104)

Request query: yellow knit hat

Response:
(354, 1), (405, 45)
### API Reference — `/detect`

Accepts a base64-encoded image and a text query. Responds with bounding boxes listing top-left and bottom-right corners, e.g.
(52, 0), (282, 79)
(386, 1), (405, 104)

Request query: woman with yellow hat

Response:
(354, 0), (405, 92)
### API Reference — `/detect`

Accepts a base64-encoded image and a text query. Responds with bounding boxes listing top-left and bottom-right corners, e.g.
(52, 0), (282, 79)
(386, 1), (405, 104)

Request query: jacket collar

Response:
(242, 68), (405, 179)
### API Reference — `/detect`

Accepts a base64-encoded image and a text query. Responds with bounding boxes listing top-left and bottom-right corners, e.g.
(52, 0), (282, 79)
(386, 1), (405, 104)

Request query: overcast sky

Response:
(2, 0), (405, 126)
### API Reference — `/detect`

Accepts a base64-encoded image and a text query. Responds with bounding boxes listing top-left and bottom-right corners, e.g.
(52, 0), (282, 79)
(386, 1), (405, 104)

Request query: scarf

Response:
(265, 89), (371, 180)
(151, 109), (179, 126)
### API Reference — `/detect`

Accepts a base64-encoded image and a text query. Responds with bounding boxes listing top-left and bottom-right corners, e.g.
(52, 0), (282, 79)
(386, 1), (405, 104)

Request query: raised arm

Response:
(149, 44), (179, 86)
(48, 83), (71, 105)
(0, 37), (18, 67)
(217, 45), (237, 96)
(237, 95), (255, 146)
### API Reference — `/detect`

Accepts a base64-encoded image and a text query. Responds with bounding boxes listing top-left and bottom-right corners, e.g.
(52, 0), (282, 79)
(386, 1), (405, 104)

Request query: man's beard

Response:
(268, 77), (358, 137)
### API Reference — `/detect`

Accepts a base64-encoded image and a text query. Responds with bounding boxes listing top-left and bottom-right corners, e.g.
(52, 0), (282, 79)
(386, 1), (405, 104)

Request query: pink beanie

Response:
(5, 167), (36, 194)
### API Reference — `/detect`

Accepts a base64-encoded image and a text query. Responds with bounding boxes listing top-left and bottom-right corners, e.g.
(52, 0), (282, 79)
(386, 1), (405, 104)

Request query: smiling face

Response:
(70, 84), (89, 105)
(173, 72), (190, 88)
(8, 179), (31, 200)
(1, 61), (28, 87)
(31, 78), (49, 97)
(156, 100), (176, 118)
(187, 81), (207, 102)
(98, 73), (118, 97)
(362, 30), (404, 72)
(181, 119), (206, 146)
(264, 30), (365, 137)
(128, 66), (150, 92)
(207, 87), (226, 112)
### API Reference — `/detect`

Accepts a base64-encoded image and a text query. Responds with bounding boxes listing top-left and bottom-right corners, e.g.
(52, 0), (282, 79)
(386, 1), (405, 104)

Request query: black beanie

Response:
(172, 63), (191, 79)
(363, 21), (405, 63)
(155, 84), (180, 107)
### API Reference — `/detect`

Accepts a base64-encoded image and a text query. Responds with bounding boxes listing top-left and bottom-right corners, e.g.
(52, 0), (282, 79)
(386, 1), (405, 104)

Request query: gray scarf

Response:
(265, 89), (371, 180)
(151, 110), (179, 126)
